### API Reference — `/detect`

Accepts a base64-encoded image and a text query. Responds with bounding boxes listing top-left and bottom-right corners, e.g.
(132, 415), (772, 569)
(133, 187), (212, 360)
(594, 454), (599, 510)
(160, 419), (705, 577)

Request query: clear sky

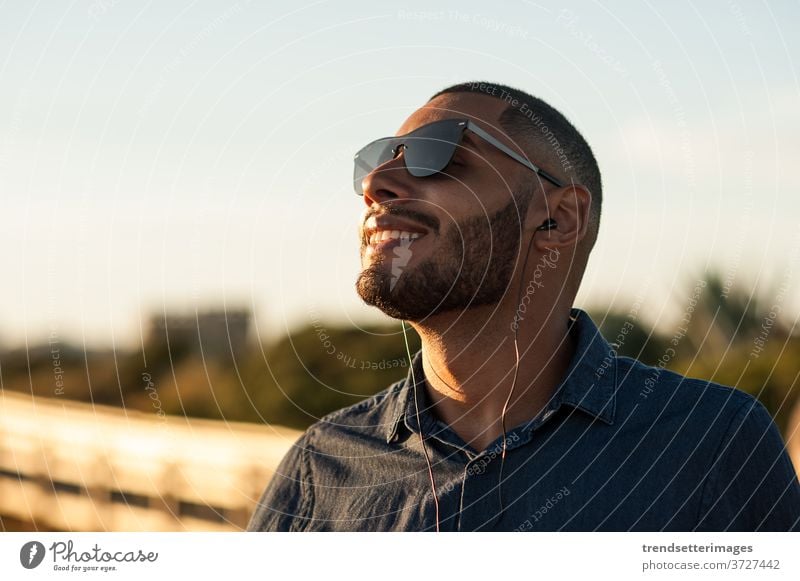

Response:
(1, 0), (798, 349)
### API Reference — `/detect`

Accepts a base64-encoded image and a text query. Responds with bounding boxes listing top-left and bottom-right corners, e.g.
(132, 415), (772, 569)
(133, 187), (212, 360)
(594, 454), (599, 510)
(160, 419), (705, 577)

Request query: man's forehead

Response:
(395, 92), (506, 136)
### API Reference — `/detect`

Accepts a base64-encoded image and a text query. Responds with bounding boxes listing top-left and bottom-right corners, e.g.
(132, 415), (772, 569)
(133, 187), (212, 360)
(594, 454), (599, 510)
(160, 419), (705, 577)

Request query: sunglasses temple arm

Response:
(536, 168), (564, 188)
(466, 122), (565, 188)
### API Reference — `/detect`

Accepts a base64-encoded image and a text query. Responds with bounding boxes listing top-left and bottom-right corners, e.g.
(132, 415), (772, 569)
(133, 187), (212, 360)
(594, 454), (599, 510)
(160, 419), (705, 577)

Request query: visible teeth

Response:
(369, 230), (424, 245)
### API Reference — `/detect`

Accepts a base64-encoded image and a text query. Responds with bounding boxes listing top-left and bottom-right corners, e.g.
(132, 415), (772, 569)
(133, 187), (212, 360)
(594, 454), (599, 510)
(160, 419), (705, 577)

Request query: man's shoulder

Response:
(614, 354), (763, 421)
(305, 377), (407, 439)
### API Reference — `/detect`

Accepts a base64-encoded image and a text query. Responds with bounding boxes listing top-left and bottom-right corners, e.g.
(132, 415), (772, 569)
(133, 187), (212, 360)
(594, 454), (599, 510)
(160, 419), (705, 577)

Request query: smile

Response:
(368, 230), (423, 246)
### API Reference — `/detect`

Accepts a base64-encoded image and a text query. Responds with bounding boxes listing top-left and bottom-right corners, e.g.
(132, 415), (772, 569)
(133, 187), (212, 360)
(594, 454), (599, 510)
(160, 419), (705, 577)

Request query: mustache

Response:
(363, 205), (440, 234)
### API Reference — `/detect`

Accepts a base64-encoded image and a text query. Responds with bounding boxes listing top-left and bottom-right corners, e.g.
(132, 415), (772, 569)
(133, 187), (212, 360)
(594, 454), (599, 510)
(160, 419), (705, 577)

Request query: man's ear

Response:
(524, 182), (592, 253)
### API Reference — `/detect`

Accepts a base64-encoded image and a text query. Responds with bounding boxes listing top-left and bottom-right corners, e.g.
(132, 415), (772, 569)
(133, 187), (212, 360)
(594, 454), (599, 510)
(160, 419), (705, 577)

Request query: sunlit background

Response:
(1, 0), (799, 531)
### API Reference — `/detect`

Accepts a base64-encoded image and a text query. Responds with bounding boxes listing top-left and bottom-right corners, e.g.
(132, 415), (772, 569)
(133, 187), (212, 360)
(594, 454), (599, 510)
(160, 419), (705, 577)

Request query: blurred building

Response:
(147, 309), (251, 359)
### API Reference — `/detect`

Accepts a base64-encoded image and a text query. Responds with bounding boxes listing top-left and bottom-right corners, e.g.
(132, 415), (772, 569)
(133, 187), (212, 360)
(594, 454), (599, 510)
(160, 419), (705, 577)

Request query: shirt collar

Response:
(384, 307), (618, 444)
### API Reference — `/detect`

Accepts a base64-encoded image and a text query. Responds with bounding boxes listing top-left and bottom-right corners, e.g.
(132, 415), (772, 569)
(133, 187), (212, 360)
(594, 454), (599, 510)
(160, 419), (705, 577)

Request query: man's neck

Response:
(410, 303), (576, 454)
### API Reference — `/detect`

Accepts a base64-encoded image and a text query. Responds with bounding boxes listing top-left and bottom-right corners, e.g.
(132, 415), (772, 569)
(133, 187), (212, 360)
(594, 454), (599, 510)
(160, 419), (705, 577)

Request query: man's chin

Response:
(356, 270), (406, 320)
(355, 261), (507, 322)
(355, 269), (435, 321)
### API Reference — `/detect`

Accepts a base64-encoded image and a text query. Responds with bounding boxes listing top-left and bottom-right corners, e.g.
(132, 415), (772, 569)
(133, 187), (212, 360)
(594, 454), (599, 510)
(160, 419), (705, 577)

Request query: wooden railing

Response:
(0, 390), (302, 531)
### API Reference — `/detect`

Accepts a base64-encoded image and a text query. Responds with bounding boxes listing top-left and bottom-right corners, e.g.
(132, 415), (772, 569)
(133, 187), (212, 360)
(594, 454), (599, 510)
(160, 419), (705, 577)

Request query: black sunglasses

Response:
(353, 118), (564, 196)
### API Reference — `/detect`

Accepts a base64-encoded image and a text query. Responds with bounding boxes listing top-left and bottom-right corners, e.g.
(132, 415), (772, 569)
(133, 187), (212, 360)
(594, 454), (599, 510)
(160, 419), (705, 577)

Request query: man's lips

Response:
(362, 214), (431, 252)
(364, 230), (427, 256)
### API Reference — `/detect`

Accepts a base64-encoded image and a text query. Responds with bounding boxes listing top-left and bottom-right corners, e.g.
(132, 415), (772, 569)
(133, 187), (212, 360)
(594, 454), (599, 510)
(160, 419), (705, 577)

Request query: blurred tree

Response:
(667, 269), (800, 433)
(592, 310), (668, 365)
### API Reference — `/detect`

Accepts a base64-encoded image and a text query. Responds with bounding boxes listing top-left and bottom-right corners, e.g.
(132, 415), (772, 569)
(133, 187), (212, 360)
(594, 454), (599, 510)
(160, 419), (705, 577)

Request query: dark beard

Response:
(356, 191), (532, 322)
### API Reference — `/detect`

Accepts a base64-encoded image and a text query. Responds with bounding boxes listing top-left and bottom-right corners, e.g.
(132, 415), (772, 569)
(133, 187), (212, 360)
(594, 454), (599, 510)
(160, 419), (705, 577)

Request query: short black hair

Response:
(428, 81), (602, 249)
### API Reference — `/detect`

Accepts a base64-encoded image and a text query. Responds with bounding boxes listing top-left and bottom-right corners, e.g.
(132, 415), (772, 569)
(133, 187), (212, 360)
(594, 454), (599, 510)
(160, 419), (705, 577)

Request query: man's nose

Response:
(361, 148), (412, 207)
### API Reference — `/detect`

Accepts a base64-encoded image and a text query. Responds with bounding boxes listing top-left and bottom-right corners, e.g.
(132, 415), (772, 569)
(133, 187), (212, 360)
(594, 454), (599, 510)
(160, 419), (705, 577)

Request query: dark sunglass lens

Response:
(353, 138), (397, 195)
(404, 121), (463, 177)
(352, 120), (465, 195)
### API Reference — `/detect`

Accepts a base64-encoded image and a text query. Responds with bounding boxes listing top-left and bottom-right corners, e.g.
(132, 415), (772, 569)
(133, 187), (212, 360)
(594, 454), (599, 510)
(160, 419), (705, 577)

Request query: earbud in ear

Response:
(536, 218), (558, 231)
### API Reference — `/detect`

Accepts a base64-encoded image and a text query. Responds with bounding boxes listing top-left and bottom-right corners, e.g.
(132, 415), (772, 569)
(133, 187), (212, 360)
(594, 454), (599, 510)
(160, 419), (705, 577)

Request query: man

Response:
(248, 81), (800, 531)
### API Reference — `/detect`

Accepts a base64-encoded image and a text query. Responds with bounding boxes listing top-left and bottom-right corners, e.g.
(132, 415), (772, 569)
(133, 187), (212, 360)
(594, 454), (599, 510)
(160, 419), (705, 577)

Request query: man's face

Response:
(355, 93), (535, 322)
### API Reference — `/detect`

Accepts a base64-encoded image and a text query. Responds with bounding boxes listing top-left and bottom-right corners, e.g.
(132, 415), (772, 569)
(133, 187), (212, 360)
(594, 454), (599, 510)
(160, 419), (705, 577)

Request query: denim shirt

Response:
(247, 308), (800, 531)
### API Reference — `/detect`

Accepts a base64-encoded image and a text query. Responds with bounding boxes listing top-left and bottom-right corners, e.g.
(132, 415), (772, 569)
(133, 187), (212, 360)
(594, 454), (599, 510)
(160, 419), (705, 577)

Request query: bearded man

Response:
(248, 82), (800, 532)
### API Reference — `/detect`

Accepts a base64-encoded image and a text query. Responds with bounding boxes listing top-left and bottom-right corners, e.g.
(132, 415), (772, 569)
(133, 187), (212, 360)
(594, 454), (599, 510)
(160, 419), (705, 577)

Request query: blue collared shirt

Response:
(247, 308), (800, 531)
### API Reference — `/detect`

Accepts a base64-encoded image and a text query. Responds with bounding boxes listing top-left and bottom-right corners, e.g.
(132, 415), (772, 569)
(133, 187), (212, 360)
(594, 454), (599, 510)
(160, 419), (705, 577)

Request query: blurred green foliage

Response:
(2, 268), (798, 438)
